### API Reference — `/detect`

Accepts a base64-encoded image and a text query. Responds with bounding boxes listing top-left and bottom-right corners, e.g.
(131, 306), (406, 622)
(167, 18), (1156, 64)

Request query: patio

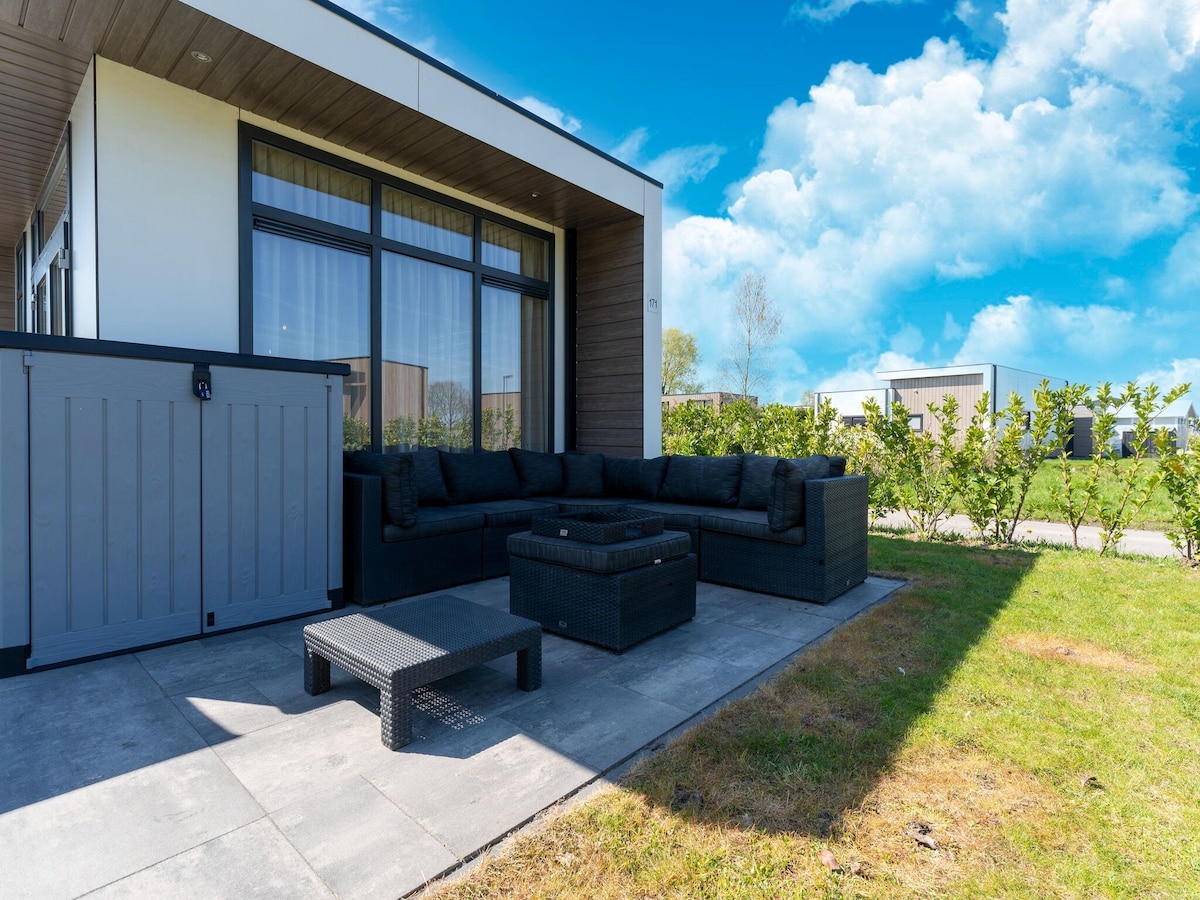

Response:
(1, 576), (900, 900)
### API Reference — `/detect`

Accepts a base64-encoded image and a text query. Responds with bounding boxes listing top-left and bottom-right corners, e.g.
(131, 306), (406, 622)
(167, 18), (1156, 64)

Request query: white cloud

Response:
(612, 128), (725, 198)
(790, 0), (920, 24)
(514, 97), (582, 134)
(663, 1), (1200, 380)
(816, 351), (927, 391)
(1161, 226), (1200, 299)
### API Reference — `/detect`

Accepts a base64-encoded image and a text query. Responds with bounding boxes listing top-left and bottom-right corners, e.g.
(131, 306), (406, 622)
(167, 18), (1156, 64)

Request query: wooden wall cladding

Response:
(574, 218), (644, 458)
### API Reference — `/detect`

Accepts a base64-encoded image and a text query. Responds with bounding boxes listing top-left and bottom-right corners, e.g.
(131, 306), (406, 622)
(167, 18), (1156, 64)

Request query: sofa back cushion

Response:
(829, 455), (847, 477)
(560, 452), (605, 497)
(603, 455), (669, 499)
(405, 448), (451, 506)
(737, 453), (778, 510)
(439, 450), (521, 504)
(509, 448), (564, 497)
(344, 450), (418, 527)
(766, 454), (832, 531)
(659, 454), (742, 507)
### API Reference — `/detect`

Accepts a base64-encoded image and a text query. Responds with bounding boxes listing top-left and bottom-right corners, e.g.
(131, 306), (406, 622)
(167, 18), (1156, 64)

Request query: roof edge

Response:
(306, 0), (664, 190)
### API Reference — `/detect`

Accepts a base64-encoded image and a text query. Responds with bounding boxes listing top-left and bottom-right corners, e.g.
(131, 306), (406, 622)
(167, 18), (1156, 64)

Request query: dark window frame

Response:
(13, 233), (26, 332)
(238, 123), (555, 453)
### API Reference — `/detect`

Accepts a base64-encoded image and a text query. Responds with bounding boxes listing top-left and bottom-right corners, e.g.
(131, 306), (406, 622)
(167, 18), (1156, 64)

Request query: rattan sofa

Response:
(342, 448), (867, 607)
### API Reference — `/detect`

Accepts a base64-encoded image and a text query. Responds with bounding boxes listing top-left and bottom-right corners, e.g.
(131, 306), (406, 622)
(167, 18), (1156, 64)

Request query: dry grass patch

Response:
(1001, 633), (1156, 676)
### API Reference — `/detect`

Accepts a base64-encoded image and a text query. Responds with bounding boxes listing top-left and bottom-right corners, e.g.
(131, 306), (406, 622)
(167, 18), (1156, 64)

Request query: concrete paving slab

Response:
(1, 692), (208, 813)
(136, 630), (300, 697)
(715, 596), (839, 644)
(273, 777), (458, 900)
(84, 818), (330, 899)
(690, 584), (755, 623)
(498, 677), (690, 771)
(647, 619), (802, 671)
(598, 646), (762, 710)
(483, 630), (620, 687)
(171, 678), (298, 744)
(211, 699), (400, 813)
(2, 748), (263, 900)
(365, 717), (594, 858)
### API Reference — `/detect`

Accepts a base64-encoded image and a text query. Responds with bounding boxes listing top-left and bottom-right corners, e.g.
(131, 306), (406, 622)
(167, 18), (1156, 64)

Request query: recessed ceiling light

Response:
(190, 50), (213, 63)
(530, 192), (541, 199)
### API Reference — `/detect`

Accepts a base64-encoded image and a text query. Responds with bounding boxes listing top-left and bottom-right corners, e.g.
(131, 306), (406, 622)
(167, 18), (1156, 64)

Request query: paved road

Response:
(874, 510), (1179, 558)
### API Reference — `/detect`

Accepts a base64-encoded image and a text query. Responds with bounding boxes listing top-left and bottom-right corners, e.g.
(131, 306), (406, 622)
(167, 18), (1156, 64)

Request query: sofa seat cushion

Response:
(453, 499), (559, 529)
(659, 455), (742, 507)
(440, 450), (521, 503)
(508, 531), (692, 574)
(383, 507), (485, 542)
(701, 509), (807, 546)
(623, 501), (717, 532)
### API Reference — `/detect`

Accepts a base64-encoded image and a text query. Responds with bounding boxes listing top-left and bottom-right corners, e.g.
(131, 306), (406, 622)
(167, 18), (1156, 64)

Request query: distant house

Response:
(1109, 397), (1197, 454)
(662, 391), (756, 413)
(816, 363), (1070, 441)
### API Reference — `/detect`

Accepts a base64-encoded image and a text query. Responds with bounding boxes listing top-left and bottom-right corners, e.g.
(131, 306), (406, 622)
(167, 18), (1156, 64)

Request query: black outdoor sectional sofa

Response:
(342, 447), (868, 608)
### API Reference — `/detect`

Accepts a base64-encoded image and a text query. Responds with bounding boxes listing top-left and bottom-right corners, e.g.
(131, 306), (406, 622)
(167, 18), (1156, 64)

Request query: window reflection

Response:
(482, 222), (548, 280)
(252, 230), (371, 447)
(382, 187), (473, 260)
(382, 253), (474, 452)
(252, 142), (369, 231)
(481, 286), (548, 451)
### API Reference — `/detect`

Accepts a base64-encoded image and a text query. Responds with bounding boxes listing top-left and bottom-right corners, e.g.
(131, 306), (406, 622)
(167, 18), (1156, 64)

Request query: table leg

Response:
(379, 686), (413, 750)
(304, 646), (331, 696)
(517, 642), (542, 691)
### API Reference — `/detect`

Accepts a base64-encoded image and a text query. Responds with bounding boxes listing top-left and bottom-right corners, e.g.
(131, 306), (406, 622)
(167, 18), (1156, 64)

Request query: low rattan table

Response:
(302, 594), (542, 749)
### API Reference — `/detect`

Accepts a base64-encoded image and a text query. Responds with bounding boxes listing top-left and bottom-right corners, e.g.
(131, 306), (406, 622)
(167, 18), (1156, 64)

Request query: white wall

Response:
(642, 183), (663, 456)
(95, 58), (240, 351)
(69, 59), (98, 339)
(817, 388), (889, 418)
(994, 366), (1066, 412)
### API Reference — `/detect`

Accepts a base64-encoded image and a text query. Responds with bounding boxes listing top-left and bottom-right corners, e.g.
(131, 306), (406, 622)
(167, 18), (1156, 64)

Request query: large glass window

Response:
(245, 128), (552, 453)
(382, 187), (472, 261)
(481, 287), (548, 451)
(25, 133), (71, 336)
(382, 254), (474, 452)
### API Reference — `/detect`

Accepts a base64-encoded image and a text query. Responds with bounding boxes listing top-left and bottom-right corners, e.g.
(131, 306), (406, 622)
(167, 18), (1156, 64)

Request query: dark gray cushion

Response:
(701, 509), (806, 545)
(509, 448), (563, 497)
(737, 453), (778, 510)
(344, 450), (417, 527)
(397, 448), (450, 506)
(767, 458), (807, 531)
(829, 455), (847, 477)
(439, 450), (521, 504)
(624, 501), (712, 532)
(789, 454), (832, 482)
(382, 506), (484, 542)
(560, 452), (605, 497)
(659, 454), (742, 507)
(603, 455), (669, 500)
(507, 530), (691, 573)
(452, 499), (559, 529)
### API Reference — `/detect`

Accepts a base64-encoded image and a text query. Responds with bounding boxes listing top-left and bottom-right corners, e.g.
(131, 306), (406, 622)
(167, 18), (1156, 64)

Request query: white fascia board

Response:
(642, 182), (663, 455)
(182, 0), (649, 213)
(876, 364), (992, 381)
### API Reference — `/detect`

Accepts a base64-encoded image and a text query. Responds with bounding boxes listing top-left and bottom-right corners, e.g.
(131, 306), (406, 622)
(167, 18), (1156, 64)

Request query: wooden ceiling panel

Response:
(0, 0), (25, 25)
(222, 46), (303, 112)
(325, 94), (406, 149)
(303, 84), (381, 142)
(136, 3), (207, 79)
(166, 17), (240, 90)
(193, 31), (271, 101)
(276, 73), (357, 133)
(15, 0), (70, 40)
(61, 0), (125, 49)
(99, 0), (171, 67)
(248, 55), (332, 123)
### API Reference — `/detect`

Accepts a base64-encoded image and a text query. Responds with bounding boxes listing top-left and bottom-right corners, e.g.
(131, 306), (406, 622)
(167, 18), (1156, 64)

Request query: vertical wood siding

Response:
(574, 218), (644, 457)
(892, 374), (984, 438)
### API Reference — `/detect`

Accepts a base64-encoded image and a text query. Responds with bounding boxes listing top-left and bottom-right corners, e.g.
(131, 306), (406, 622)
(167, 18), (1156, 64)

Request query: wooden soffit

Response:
(0, 0), (641, 253)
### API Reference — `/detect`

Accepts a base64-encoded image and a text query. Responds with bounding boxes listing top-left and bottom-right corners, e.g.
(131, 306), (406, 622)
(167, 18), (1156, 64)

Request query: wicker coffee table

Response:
(302, 594), (541, 749)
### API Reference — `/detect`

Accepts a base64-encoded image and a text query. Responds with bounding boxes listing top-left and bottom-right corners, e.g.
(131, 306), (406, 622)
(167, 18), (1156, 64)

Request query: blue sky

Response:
(336, 0), (1200, 408)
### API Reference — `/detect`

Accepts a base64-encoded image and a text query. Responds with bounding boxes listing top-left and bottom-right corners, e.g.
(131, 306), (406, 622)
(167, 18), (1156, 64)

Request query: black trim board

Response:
(0, 332), (351, 377)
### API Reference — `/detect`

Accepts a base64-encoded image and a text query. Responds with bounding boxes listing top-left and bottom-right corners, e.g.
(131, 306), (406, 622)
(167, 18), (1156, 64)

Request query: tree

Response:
(661, 328), (703, 394)
(722, 271), (781, 400)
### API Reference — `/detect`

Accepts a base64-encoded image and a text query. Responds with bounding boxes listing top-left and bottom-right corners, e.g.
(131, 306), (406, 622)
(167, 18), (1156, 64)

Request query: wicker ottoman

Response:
(508, 530), (696, 652)
(303, 594), (541, 749)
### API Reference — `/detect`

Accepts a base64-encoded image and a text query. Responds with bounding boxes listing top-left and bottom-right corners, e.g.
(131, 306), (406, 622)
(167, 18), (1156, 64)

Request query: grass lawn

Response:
(1023, 459), (1175, 531)
(430, 536), (1200, 899)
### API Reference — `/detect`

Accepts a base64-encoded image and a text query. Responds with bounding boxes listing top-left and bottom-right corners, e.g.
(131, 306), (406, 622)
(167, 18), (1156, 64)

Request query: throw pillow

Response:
(788, 454), (832, 482)
(439, 450), (521, 504)
(737, 453), (778, 510)
(767, 457), (806, 532)
(659, 454), (742, 507)
(604, 455), (672, 499)
(344, 450), (418, 527)
(560, 452), (605, 497)
(828, 455), (847, 477)
(401, 448), (451, 506)
(509, 448), (564, 496)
